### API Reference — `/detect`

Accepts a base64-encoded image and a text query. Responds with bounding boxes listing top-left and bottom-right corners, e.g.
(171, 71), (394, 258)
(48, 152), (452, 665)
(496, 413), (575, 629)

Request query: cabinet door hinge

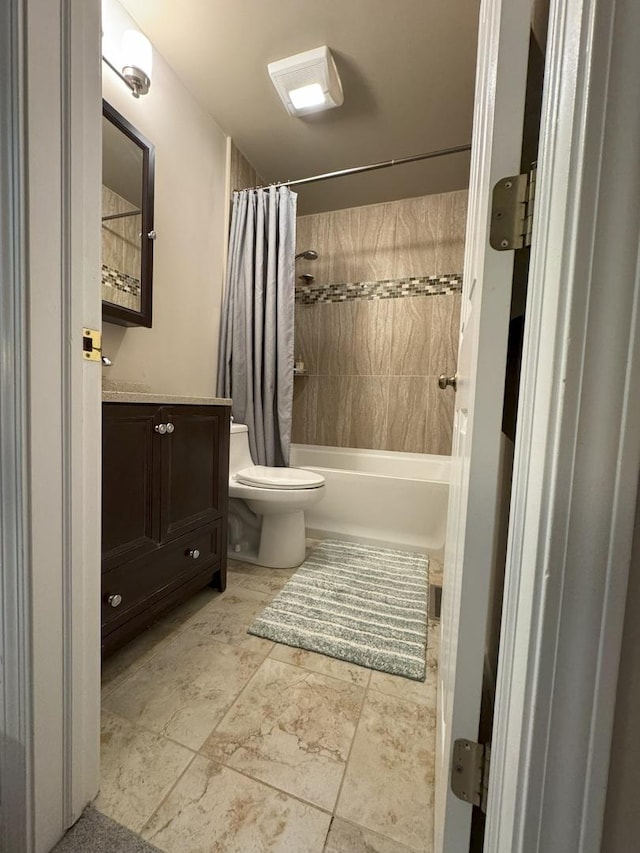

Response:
(490, 164), (536, 251)
(450, 738), (491, 813)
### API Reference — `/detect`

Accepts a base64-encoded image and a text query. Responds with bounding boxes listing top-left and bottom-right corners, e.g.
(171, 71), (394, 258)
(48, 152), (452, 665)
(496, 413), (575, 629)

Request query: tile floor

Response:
(99, 545), (441, 853)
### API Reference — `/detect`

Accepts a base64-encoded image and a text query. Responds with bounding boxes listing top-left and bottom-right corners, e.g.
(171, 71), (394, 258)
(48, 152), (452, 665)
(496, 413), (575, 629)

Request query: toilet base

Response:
(257, 510), (306, 568)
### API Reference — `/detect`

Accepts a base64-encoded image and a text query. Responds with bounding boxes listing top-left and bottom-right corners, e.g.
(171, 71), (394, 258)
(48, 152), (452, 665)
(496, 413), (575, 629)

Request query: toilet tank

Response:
(229, 423), (254, 476)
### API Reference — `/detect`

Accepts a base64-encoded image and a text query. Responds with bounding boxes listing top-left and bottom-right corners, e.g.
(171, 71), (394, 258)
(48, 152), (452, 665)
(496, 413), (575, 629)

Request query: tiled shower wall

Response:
(293, 190), (467, 455)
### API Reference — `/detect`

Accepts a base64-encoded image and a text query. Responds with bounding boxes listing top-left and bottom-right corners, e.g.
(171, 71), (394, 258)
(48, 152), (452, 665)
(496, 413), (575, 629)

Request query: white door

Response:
(434, 0), (533, 849)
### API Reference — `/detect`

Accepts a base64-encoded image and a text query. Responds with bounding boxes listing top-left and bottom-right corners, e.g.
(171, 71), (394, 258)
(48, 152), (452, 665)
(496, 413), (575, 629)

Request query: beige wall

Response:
(101, 0), (228, 396)
(293, 190), (467, 454)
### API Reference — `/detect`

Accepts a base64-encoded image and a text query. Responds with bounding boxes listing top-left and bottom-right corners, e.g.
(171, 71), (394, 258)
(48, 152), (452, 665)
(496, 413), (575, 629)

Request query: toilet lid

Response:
(235, 465), (325, 490)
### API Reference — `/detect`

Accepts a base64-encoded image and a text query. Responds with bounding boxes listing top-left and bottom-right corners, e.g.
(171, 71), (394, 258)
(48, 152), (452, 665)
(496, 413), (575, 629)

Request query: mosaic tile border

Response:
(101, 264), (141, 297)
(295, 273), (462, 304)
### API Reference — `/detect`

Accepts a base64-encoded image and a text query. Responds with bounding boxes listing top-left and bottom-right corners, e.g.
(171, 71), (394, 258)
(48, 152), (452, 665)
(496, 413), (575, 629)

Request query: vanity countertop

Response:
(102, 390), (232, 406)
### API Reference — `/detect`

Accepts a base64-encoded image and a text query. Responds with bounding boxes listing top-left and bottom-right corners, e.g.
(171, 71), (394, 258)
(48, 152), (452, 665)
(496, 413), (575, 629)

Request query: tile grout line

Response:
(328, 661), (372, 822)
(137, 750), (200, 842)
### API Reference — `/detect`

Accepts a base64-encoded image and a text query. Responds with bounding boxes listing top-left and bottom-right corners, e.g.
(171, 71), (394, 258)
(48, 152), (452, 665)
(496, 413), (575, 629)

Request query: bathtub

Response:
(289, 444), (451, 554)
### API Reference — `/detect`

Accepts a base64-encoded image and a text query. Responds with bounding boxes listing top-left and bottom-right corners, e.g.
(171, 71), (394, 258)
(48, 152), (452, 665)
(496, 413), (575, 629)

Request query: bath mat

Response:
(51, 806), (163, 853)
(248, 539), (429, 680)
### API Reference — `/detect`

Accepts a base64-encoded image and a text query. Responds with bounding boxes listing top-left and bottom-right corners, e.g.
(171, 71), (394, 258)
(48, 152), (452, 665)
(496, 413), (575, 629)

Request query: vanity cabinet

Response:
(102, 402), (230, 655)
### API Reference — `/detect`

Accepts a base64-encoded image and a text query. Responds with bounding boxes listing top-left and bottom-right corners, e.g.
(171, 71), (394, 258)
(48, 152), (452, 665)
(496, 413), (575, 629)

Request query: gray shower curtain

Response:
(217, 186), (297, 466)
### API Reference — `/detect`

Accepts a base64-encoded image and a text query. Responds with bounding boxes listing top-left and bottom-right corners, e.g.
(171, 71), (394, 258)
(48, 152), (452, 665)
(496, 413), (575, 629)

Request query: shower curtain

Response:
(217, 186), (296, 466)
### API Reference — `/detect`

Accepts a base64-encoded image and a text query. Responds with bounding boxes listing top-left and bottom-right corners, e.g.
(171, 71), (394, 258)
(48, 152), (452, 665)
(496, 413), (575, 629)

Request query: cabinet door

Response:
(159, 405), (229, 543)
(102, 404), (160, 571)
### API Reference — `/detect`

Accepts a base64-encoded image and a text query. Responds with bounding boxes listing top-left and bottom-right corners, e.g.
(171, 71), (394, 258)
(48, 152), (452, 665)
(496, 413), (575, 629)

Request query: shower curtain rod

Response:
(244, 143), (472, 191)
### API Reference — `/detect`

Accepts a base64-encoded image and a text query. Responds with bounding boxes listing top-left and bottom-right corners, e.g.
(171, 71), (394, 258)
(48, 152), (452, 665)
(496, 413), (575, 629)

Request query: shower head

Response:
(295, 249), (318, 261)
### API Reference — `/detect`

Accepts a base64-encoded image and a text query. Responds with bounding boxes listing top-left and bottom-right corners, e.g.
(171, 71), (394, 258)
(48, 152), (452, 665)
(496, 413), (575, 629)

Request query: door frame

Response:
(2, 0), (640, 850)
(0, 0), (102, 851)
(486, 0), (640, 849)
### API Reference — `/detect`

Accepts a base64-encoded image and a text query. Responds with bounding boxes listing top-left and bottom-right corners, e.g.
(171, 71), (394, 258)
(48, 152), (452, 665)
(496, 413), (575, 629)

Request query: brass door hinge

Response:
(451, 738), (491, 813)
(490, 165), (536, 251)
(82, 328), (102, 362)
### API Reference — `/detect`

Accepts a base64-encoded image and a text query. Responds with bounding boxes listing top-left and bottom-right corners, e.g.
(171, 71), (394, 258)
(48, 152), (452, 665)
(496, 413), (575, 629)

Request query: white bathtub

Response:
(290, 444), (451, 554)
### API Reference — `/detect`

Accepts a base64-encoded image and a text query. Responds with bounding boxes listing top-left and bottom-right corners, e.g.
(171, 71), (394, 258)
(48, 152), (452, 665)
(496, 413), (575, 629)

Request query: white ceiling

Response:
(119, 0), (480, 214)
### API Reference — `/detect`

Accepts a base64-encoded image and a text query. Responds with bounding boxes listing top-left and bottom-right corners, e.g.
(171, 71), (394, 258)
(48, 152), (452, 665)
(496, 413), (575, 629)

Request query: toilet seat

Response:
(235, 465), (325, 490)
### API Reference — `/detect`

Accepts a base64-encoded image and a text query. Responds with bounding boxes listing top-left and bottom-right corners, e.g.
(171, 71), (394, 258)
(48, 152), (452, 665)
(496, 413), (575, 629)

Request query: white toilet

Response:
(228, 423), (325, 568)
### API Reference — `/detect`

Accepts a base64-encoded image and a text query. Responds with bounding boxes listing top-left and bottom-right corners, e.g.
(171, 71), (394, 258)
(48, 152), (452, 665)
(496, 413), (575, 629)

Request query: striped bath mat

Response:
(248, 539), (429, 680)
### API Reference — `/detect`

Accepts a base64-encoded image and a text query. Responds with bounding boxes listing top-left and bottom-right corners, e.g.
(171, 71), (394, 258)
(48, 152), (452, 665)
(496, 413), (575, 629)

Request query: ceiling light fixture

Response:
(268, 46), (343, 117)
(102, 29), (153, 98)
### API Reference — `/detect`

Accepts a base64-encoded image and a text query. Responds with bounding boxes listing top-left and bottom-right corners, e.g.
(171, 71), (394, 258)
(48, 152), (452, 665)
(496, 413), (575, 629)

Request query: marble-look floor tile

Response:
(97, 709), (193, 833)
(269, 644), (371, 687)
(336, 691), (435, 851)
(227, 561), (297, 596)
(429, 557), (444, 588)
(370, 619), (438, 709)
(101, 620), (176, 697)
(368, 670), (435, 709)
(182, 586), (275, 648)
(157, 586), (222, 631)
(324, 817), (421, 853)
(103, 628), (268, 750)
(201, 658), (364, 811)
(142, 755), (330, 853)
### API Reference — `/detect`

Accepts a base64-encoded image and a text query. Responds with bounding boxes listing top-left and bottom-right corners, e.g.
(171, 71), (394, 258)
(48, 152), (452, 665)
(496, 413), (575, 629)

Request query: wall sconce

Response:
(102, 29), (152, 98)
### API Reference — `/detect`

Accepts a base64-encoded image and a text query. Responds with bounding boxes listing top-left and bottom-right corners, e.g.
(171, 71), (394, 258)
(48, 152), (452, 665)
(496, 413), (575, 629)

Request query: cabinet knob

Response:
(165, 422), (175, 434)
(188, 549), (200, 559)
(155, 423), (167, 434)
(107, 593), (122, 608)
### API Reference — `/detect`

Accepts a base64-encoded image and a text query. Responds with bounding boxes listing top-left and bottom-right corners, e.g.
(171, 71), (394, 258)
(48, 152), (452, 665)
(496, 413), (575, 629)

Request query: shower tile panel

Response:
(385, 377), (431, 454)
(429, 293), (462, 376)
(348, 376), (390, 450)
(435, 191), (469, 273)
(314, 376), (389, 450)
(294, 304), (320, 374)
(292, 375), (318, 445)
(295, 273), (463, 305)
(297, 188), (467, 285)
(389, 298), (434, 376)
(292, 293), (461, 455)
(395, 194), (439, 277)
(326, 207), (362, 285)
(427, 377), (455, 456)
(353, 300), (393, 376)
(293, 189), (466, 456)
(360, 201), (398, 282)
(315, 376), (351, 447)
(318, 302), (357, 375)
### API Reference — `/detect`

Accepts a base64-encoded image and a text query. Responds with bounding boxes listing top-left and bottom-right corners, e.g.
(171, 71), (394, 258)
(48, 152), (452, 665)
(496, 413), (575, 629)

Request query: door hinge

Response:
(450, 738), (491, 813)
(82, 328), (102, 362)
(490, 165), (536, 251)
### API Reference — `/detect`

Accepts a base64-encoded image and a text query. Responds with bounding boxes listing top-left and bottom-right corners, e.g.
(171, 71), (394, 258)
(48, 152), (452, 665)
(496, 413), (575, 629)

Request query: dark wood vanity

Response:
(101, 399), (230, 656)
